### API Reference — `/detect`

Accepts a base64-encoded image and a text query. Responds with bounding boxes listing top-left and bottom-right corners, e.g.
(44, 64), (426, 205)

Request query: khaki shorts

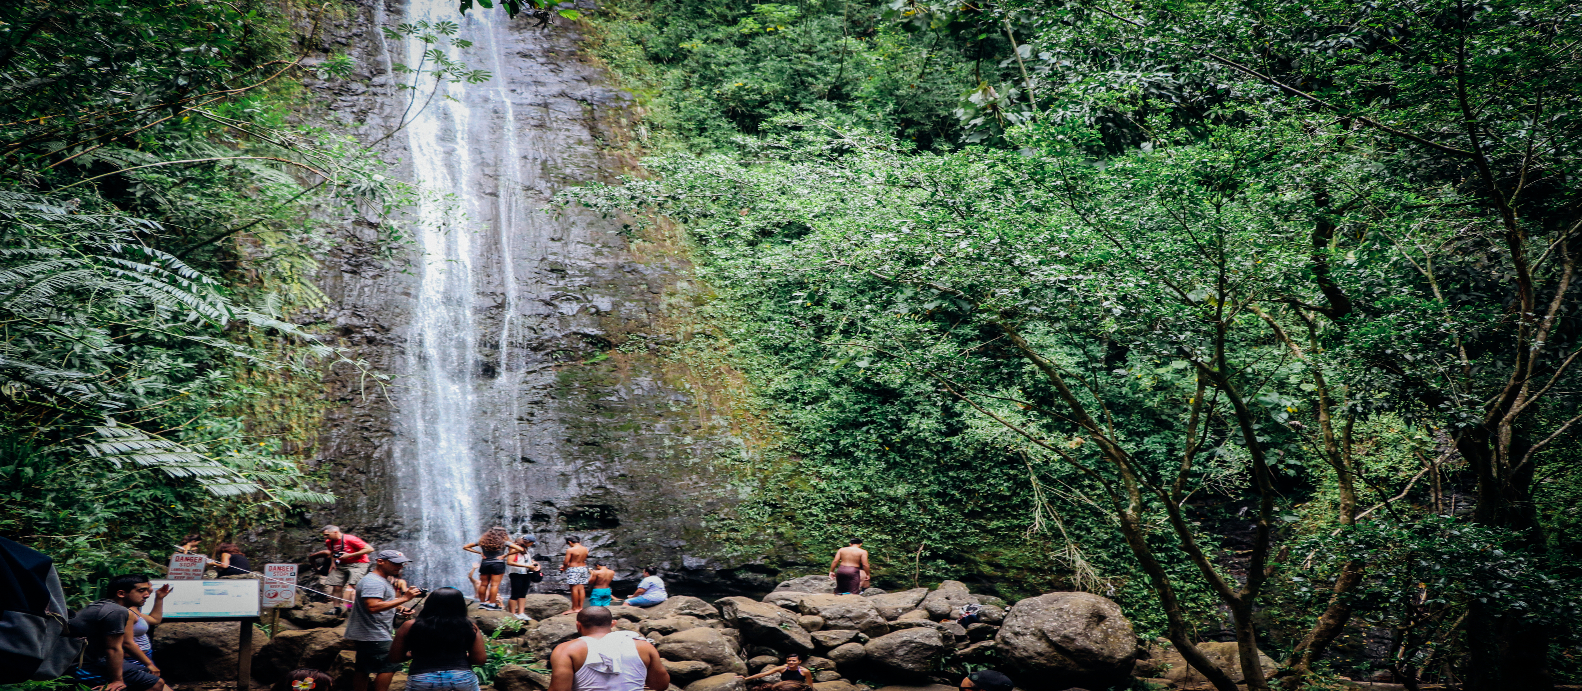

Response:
(323, 561), (371, 588)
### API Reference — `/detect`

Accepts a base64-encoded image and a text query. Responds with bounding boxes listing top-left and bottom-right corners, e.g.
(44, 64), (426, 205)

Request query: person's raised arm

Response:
(308, 548), (331, 559)
(363, 586), (422, 614)
(388, 621), (414, 662)
(462, 541), (482, 556)
(741, 665), (785, 681)
(548, 643), (577, 691)
(467, 623), (487, 665)
(639, 640), (671, 691)
(143, 584), (170, 626)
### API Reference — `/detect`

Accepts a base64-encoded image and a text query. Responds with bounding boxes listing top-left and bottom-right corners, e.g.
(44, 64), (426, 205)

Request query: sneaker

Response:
(480, 603), (501, 610)
(514, 613), (530, 620)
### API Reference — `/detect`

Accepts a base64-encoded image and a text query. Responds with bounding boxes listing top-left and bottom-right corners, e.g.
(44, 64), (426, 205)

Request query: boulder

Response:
(970, 595), (1009, 609)
(813, 682), (864, 691)
(648, 596), (722, 620)
(717, 596), (815, 653)
(965, 623), (997, 642)
(994, 592), (1137, 690)
(860, 588), (886, 597)
(977, 606), (1005, 626)
(748, 655), (781, 672)
(798, 615), (825, 632)
(284, 601), (344, 628)
(828, 642), (866, 666)
(151, 621), (266, 682)
(811, 629), (860, 649)
(764, 591), (811, 611)
(516, 594), (573, 620)
(664, 660), (716, 685)
(657, 626), (749, 675)
(806, 656), (836, 671)
(609, 605), (653, 622)
(526, 614), (581, 655)
(862, 628), (947, 680)
(873, 684), (954, 691)
(1159, 641), (1278, 685)
(867, 589), (928, 621)
(940, 621), (968, 645)
(885, 620), (956, 647)
(797, 594), (888, 636)
(814, 671), (843, 682)
(473, 606), (525, 636)
(253, 627), (351, 682)
(775, 576), (836, 594)
(957, 640), (996, 664)
(329, 649), (357, 690)
(496, 664), (550, 691)
(644, 616), (705, 636)
(920, 581), (974, 620)
(686, 673), (746, 691)
(896, 610), (930, 621)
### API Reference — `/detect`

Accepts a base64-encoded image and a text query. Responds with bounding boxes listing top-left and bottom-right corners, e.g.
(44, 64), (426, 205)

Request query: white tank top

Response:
(572, 632), (648, 691)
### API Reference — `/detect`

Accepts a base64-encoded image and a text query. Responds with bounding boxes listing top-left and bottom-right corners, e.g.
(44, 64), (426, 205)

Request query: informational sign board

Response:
(260, 564), (298, 608)
(141, 579), (261, 619)
(167, 553), (208, 580)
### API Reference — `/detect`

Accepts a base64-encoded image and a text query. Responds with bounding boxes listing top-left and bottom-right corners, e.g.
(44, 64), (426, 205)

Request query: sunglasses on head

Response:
(292, 681), (316, 690)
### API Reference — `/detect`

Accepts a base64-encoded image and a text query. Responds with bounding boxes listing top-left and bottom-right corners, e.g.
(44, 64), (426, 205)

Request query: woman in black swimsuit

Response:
(740, 653), (812, 686)
(212, 543), (251, 577)
(462, 526), (521, 610)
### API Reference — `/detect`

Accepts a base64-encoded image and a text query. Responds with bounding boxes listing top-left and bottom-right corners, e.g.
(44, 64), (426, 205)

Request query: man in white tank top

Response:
(549, 607), (671, 691)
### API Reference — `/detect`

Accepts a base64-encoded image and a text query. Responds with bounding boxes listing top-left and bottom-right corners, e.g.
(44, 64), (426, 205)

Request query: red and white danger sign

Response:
(167, 553), (207, 580)
(261, 563), (298, 608)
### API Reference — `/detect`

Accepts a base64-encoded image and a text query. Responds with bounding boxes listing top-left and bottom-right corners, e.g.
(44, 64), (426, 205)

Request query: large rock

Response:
(798, 615), (825, 632)
(664, 660), (716, 685)
(976, 605), (1005, 625)
(885, 620), (956, 647)
(828, 642), (866, 666)
(685, 673), (746, 691)
(747, 655), (781, 672)
(797, 595), (888, 636)
(517, 594), (573, 620)
(957, 640), (995, 664)
(994, 592), (1138, 690)
(867, 589), (928, 621)
(811, 629), (860, 649)
(648, 596), (721, 620)
(253, 627), (351, 682)
(473, 606), (525, 636)
(764, 591), (811, 611)
(896, 610), (929, 622)
(717, 596), (815, 653)
(151, 621), (267, 682)
(775, 576), (836, 594)
(283, 601), (344, 628)
(643, 616), (704, 636)
(526, 614), (581, 655)
(1160, 641), (1278, 685)
(657, 626), (749, 675)
(862, 628), (947, 680)
(970, 595), (1009, 609)
(496, 664), (550, 691)
(813, 682), (864, 691)
(920, 581), (974, 620)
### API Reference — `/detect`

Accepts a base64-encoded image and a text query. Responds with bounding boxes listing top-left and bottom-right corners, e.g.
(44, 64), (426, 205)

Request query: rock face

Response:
(717, 596), (815, 653)
(920, 581), (974, 620)
(863, 628), (947, 680)
(867, 589), (928, 620)
(797, 594), (888, 636)
(151, 621), (266, 682)
(657, 627), (749, 675)
(994, 592), (1138, 690)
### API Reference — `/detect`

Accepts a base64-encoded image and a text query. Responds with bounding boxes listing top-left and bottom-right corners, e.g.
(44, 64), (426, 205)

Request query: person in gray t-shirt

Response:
(344, 550), (422, 691)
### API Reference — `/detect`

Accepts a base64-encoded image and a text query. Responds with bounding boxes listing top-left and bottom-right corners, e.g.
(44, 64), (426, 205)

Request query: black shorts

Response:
(508, 572), (532, 599)
(354, 640), (402, 674)
(479, 561), (507, 576)
(76, 660), (161, 691)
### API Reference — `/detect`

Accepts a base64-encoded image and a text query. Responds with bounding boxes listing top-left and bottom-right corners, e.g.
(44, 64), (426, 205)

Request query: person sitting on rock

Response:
(548, 606), (670, 691)
(739, 653), (812, 686)
(960, 669), (1014, 691)
(68, 574), (169, 691)
(622, 566), (667, 607)
(587, 563), (616, 607)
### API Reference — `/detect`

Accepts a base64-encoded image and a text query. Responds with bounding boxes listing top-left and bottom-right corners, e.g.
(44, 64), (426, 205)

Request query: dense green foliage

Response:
(573, 0), (1582, 687)
(0, 0), (403, 602)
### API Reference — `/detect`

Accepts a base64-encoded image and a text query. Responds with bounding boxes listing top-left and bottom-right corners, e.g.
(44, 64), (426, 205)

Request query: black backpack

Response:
(0, 536), (84, 683)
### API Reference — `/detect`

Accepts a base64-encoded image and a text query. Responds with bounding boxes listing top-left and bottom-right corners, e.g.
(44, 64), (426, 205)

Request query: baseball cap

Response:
(968, 670), (1014, 691)
(375, 550), (411, 564)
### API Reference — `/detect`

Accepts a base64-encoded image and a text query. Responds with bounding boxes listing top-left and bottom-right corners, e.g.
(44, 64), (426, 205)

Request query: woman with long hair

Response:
(505, 537), (542, 621)
(387, 587), (486, 691)
(462, 526), (520, 609)
(211, 543), (251, 577)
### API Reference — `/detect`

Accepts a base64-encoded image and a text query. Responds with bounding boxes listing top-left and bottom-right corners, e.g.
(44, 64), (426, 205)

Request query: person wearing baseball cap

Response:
(960, 670), (1014, 691)
(345, 550), (423, 691)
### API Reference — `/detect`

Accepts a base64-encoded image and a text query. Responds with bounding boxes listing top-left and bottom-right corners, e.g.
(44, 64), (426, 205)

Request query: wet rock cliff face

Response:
(260, 0), (748, 592)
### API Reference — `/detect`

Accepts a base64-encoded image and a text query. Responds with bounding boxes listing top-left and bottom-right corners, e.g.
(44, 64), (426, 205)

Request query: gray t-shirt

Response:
(345, 572), (398, 641)
(69, 599), (130, 661)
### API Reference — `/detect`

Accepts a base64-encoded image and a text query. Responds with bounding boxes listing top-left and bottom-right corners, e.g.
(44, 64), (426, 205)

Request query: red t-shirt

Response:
(326, 534), (371, 564)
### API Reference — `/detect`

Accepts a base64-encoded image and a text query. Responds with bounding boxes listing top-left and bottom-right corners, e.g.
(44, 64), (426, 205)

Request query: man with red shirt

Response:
(309, 524), (374, 605)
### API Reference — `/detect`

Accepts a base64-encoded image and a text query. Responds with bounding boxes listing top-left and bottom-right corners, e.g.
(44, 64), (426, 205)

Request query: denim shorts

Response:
(407, 670), (481, 691)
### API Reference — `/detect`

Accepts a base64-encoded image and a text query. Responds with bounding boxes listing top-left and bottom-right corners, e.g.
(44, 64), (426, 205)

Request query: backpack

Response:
(0, 537), (85, 682)
(956, 603), (983, 625)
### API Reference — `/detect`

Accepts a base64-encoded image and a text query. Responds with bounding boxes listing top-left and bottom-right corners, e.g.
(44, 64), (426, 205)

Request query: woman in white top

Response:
(623, 567), (667, 607)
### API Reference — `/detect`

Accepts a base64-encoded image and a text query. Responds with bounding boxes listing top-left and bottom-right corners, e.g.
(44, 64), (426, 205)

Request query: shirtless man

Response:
(827, 538), (871, 595)
(562, 536), (591, 612)
(587, 563), (616, 608)
(548, 607), (669, 691)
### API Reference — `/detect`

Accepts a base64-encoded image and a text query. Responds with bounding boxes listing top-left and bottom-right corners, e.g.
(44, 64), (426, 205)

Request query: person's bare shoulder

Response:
(552, 637), (588, 658)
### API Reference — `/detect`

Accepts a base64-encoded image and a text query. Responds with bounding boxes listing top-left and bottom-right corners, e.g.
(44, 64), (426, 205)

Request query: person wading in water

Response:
(826, 539), (871, 595)
(548, 607), (669, 691)
(561, 536), (590, 613)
